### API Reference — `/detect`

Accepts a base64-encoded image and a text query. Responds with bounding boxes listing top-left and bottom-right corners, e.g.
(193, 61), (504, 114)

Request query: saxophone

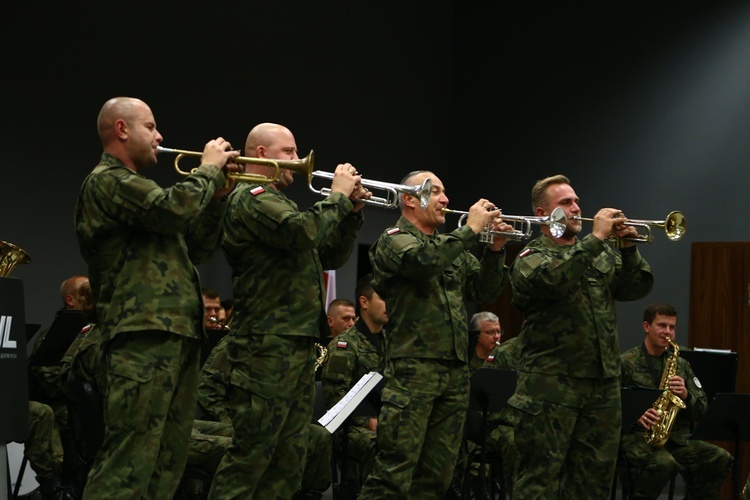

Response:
(644, 337), (687, 447)
(314, 342), (328, 372)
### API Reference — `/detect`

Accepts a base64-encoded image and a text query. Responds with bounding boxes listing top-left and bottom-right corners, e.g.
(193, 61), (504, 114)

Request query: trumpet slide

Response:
(572, 210), (686, 244)
(442, 207), (566, 243)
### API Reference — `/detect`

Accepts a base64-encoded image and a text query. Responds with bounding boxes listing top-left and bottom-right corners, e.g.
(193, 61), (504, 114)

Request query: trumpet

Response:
(572, 210), (686, 244)
(157, 146), (315, 185)
(160, 146), (430, 209)
(310, 172), (432, 209)
(442, 207), (567, 243)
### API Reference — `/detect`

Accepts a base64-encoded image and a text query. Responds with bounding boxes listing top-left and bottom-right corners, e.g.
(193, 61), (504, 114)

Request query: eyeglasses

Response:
(480, 329), (503, 336)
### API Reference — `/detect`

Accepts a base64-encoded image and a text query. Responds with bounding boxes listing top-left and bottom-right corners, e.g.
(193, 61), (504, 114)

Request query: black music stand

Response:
(467, 369), (518, 498)
(1, 277), (29, 498)
(30, 309), (85, 366)
(691, 393), (750, 499)
(680, 350), (738, 403)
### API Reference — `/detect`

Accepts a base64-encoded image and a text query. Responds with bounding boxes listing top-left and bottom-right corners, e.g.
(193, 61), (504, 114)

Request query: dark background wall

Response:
(3, 1), (750, 354)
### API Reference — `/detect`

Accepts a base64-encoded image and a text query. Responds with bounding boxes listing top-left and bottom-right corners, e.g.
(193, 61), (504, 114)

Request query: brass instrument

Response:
(573, 211), (686, 244)
(644, 337), (687, 447)
(315, 342), (328, 373)
(159, 145), (427, 209)
(442, 207), (567, 243)
(157, 146), (315, 185)
(208, 316), (230, 331)
(310, 172), (432, 209)
(0, 241), (31, 277)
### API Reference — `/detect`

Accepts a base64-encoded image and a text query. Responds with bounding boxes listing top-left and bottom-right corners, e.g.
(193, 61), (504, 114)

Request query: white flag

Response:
(323, 270), (336, 310)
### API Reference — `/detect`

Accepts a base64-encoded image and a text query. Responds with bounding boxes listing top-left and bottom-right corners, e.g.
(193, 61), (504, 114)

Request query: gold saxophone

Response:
(644, 337), (687, 447)
(314, 342), (328, 372)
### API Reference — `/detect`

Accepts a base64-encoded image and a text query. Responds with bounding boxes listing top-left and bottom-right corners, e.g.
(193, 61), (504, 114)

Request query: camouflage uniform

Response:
(358, 216), (508, 498)
(210, 184), (360, 500)
(509, 234), (653, 499)
(75, 152), (227, 499)
(198, 334), (333, 496)
(321, 319), (387, 491)
(28, 319), (76, 483)
(620, 344), (732, 499)
(24, 400), (64, 487)
(477, 336), (522, 496)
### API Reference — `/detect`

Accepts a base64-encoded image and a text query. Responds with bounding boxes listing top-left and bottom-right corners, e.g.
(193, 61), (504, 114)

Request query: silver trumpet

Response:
(310, 172), (432, 209)
(442, 207), (567, 243)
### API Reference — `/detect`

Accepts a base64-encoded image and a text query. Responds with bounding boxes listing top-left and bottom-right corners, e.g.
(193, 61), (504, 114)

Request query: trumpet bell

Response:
(664, 211), (687, 241)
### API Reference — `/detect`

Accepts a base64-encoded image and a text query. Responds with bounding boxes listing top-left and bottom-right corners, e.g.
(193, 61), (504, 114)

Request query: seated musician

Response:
(619, 303), (732, 499)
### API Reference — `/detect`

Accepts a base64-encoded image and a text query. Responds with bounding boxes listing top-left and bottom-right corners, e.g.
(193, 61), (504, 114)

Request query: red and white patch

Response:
(337, 341), (348, 349)
(387, 227), (400, 235)
(486, 355), (495, 363)
(80, 324), (93, 333)
(519, 248), (532, 258)
(250, 186), (266, 196)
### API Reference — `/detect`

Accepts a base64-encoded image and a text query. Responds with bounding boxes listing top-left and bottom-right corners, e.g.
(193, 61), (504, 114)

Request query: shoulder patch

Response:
(250, 186), (265, 196)
(519, 248), (532, 258)
(693, 376), (702, 389)
(337, 340), (348, 349)
(486, 355), (495, 363)
(386, 227), (400, 236)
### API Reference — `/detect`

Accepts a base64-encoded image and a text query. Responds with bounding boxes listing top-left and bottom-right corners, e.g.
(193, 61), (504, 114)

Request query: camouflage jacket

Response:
(369, 216), (508, 362)
(75, 153), (227, 343)
(511, 234), (653, 378)
(321, 319), (386, 428)
(483, 335), (522, 371)
(197, 335), (231, 424)
(222, 184), (362, 338)
(59, 322), (104, 396)
(620, 344), (708, 445)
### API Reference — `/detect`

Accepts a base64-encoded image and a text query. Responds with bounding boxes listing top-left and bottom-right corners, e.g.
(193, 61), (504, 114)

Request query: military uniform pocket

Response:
(508, 392), (543, 416)
(107, 350), (155, 430)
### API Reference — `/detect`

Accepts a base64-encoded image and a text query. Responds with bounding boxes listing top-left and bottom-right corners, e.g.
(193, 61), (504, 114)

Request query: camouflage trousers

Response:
(359, 358), (469, 499)
(303, 423), (333, 493)
(337, 425), (377, 492)
(509, 373), (621, 499)
(83, 331), (200, 500)
(24, 400), (64, 478)
(188, 420), (233, 477)
(620, 433), (732, 499)
(208, 334), (316, 500)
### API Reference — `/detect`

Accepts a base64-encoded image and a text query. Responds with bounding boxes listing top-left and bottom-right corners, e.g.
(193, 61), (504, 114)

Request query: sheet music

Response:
(318, 371), (383, 434)
(693, 347), (733, 353)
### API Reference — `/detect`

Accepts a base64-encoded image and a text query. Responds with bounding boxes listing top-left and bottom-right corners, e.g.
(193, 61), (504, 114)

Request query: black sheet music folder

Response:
(680, 350), (738, 403)
(30, 309), (86, 366)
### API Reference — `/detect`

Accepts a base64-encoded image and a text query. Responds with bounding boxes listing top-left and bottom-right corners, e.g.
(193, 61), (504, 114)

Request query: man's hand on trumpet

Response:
(199, 137), (241, 199)
(592, 208), (637, 247)
(487, 217), (515, 252)
(329, 163), (370, 212)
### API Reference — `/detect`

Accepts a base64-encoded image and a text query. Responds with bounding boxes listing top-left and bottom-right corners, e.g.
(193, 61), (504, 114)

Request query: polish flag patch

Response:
(486, 355), (495, 363)
(337, 341), (348, 349)
(81, 324), (92, 333)
(519, 248), (532, 258)
(250, 186), (265, 196)
(387, 228), (400, 235)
